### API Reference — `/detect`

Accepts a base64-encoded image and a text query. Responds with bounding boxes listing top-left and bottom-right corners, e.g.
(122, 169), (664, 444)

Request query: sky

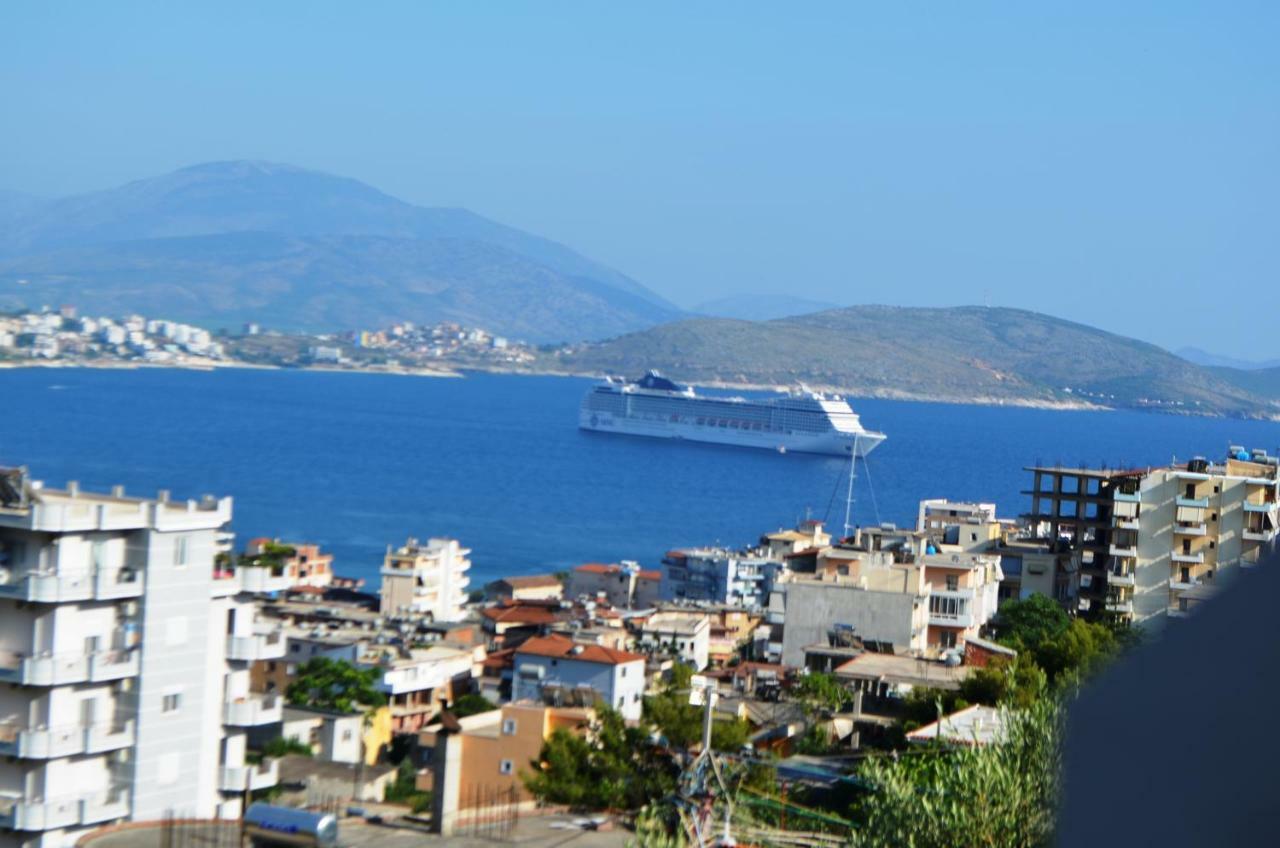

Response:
(2, 1), (1277, 358)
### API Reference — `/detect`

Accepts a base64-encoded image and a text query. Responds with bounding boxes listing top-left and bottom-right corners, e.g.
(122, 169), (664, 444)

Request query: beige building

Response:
(418, 702), (593, 834)
(379, 537), (472, 621)
(564, 562), (660, 608)
(1026, 448), (1278, 625)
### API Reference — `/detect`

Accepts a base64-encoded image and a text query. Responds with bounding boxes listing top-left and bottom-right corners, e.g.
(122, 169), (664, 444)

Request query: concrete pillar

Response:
(432, 733), (463, 835)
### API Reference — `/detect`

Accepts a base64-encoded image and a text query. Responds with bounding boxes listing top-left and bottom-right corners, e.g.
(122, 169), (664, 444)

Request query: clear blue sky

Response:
(2, 1), (1277, 357)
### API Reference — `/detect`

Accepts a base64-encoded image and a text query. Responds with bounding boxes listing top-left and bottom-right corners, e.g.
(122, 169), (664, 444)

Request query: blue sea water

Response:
(2, 367), (1277, 588)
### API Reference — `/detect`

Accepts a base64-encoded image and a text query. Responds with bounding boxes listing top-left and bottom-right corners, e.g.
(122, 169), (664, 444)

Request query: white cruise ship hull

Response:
(579, 409), (885, 457)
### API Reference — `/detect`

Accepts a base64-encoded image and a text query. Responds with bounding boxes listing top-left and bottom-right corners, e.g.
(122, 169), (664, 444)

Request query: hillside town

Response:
(0, 307), (540, 373)
(1, 445), (1275, 846)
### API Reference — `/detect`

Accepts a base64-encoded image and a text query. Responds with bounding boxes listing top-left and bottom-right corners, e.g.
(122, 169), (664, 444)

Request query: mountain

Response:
(0, 161), (680, 341)
(1207, 366), (1280, 404)
(1176, 346), (1280, 371)
(551, 305), (1278, 416)
(693, 294), (842, 321)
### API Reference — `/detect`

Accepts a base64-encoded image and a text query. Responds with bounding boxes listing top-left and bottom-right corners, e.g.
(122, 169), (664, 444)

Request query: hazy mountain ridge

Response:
(692, 293), (842, 321)
(551, 306), (1279, 416)
(0, 161), (679, 341)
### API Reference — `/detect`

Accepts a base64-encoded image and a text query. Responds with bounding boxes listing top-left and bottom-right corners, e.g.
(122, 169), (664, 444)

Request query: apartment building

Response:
(242, 538), (333, 588)
(358, 644), (479, 735)
(379, 537), (471, 622)
(0, 468), (284, 848)
(418, 702), (593, 835)
(1025, 448), (1279, 624)
(510, 634), (645, 721)
(564, 562), (660, 609)
(659, 548), (779, 608)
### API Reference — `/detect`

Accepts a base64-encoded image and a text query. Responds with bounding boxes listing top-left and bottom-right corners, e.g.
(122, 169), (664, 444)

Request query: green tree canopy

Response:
(524, 708), (677, 811)
(792, 671), (848, 716)
(286, 657), (387, 714)
(853, 698), (1063, 848)
(449, 693), (497, 718)
(992, 594), (1070, 652)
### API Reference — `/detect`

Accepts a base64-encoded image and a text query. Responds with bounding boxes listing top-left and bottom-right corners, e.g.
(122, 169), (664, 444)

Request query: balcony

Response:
(226, 630), (287, 661)
(88, 649), (140, 682)
(79, 788), (131, 825)
(83, 720), (136, 754)
(1104, 600), (1134, 615)
(223, 693), (284, 727)
(1176, 496), (1210, 509)
(1115, 518), (1140, 531)
(1243, 501), (1276, 514)
(1113, 491), (1141, 504)
(93, 567), (145, 599)
(220, 759), (280, 792)
(0, 652), (90, 686)
(1169, 578), (1202, 592)
(1171, 552), (1204, 565)
(0, 723), (85, 759)
(1108, 572), (1136, 588)
(1174, 523), (1207, 537)
(211, 569), (239, 598)
(1108, 544), (1137, 559)
(236, 565), (293, 595)
(1244, 528), (1277, 543)
(927, 610), (974, 629)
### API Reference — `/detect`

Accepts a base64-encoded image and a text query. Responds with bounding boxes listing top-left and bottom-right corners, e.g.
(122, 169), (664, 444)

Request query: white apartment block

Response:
(379, 538), (471, 622)
(638, 612), (711, 671)
(0, 468), (287, 848)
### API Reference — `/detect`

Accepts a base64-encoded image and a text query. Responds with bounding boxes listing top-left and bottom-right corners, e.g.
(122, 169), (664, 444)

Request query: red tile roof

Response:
(481, 604), (560, 625)
(637, 570), (661, 582)
(573, 563), (621, 575)
(515, 634), (645, 666)
(498, 574), (563, 589)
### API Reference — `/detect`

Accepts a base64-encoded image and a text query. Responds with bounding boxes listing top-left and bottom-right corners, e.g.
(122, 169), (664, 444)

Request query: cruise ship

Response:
(579, 371), (886, 457)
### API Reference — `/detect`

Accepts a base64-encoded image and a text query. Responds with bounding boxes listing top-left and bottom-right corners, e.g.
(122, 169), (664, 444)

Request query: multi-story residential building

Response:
(637, 612), (711, 671)
(770, 540), (1002, 665)
(379, 537), (471, 622)
(417, 702), (593, 835)
(510, 634), (645, 721)
(359, 644), (478, 735)
(242, 539), (333, 588)
(659, 548), (779, 608)
(0, 468), (284, 848)
(486, 575), (563, 603)
(564, 562), (660, 609)
(1024, 448), (1279, 624)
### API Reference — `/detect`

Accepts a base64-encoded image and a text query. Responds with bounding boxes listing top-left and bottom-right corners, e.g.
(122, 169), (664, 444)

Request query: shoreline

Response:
(3, 358), (1277, 421)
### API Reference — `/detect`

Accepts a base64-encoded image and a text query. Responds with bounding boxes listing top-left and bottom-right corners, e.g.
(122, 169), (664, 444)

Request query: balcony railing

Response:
(1243, 501), (1276, 514)
(1174, 523), (1207, 536)
(1108, 572), (1136, 588)
(1243, 528), (1277, 543)
(1169, 578), (1202, 592)
(0, 787), (130, 831)
(1108, 544), (1137, 559)
(226, 630), (286, 662)
(236, 565), (293, 594)
(1104, 600), (1134, 615)
(1171, 552), (1205, 565)
(0, 568), (144, 603)
(1115, 518), (1140, 531)
(1176, 496), (1210, 509)
(1113, 491), (1141, 504)
(223, 694), (284, 727)
(219, 759), (280, 792)
(0, 648), (137, 686)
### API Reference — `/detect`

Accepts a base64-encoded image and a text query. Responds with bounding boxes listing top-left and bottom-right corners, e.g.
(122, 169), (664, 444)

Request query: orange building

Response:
(417, 702), (593, 834)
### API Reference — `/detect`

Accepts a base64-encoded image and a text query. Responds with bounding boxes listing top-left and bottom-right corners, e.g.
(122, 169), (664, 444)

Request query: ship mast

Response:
(843, 433), (860, 540)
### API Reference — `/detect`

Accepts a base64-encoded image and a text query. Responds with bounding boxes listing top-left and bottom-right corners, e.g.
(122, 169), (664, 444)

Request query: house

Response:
(244, 538), (335, 588)
(906, 704), (1008, 747)
(418, 702), (594, 835)
(511, 634), (646, 721)
(480, 600), (562, 649)
(638, 611), (711, 670)
(488, 574), (563, 602)
(360, 644), (479, 734)
(250, 705), (366, 764)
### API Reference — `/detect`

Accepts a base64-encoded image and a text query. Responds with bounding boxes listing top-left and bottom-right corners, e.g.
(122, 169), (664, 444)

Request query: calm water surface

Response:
(3, 367), (1277, 587)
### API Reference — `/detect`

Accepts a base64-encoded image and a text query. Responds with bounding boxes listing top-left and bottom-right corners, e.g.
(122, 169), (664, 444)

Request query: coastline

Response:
(4, 357), (1277, 420)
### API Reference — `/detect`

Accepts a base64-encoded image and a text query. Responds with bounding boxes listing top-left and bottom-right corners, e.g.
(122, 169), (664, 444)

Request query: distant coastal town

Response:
(0, 305), (543, 374)
(1, 441), (1275, 844)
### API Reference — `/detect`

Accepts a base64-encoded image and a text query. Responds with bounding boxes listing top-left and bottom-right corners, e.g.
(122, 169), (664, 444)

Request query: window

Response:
(162, 691), (182, 713)
(499, 759), (514, 775)
(620, 666), (627, 677)
(502, 718), (517, 736)
(342, 729), (353, 742)
(945, 575), (959, 592)
(172, 535), (189, 567)
(939, 631), (957, 649)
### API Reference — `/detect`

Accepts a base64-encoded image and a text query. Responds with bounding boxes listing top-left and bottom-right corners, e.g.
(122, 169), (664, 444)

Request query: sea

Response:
(2, 367), (1277, 589)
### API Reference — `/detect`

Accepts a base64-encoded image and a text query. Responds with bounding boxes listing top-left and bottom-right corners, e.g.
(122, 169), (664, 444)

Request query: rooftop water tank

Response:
(244, 803), (338, 848)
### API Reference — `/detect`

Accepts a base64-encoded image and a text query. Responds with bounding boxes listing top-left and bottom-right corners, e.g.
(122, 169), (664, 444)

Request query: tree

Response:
(286, 657), (387, 714)
(450, 693), (497, 718)
(792, 671), (848, 715)
(261, 736), (313, 758)
(524, 707), (678, 811)
(959, 658), (1047, 709)
(853, 698), (1063, 848)
(992, 594), (1069, 653)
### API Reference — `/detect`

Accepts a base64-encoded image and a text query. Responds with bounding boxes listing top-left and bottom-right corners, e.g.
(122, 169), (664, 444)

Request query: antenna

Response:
(843, 433), (860, 540)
